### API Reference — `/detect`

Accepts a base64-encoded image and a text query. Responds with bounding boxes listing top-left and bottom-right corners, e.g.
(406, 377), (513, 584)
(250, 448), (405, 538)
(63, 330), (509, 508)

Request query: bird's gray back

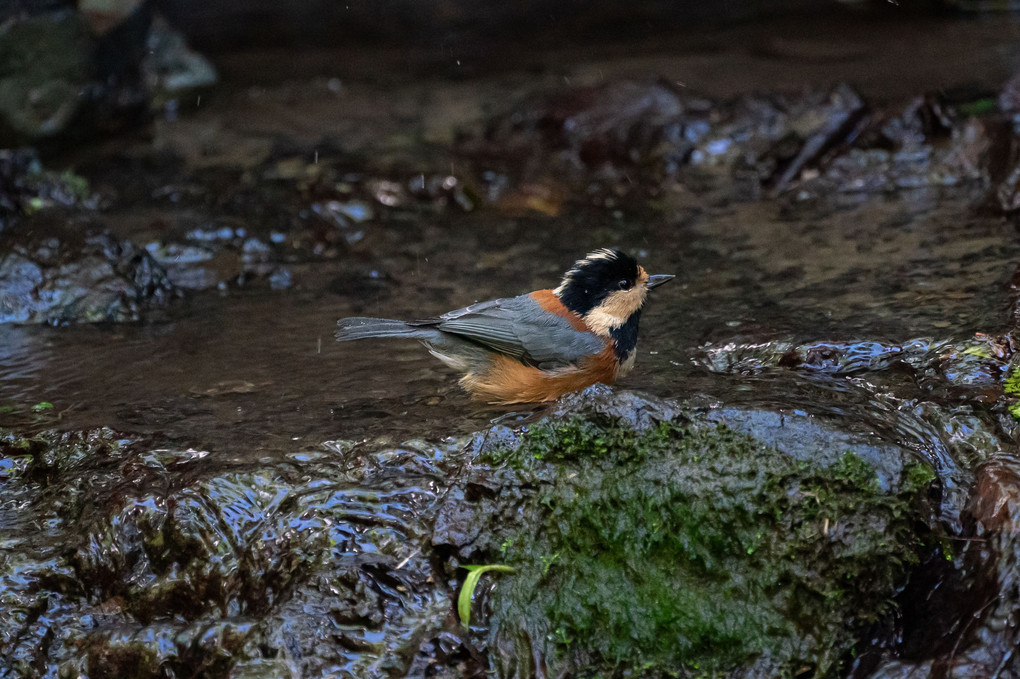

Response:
(427, 293), (604, 368)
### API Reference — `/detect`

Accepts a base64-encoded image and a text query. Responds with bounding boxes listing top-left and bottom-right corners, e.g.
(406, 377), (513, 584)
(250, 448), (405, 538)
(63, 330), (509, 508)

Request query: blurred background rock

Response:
(0, 0), (215, 148)
(2, 0), (1018, 149)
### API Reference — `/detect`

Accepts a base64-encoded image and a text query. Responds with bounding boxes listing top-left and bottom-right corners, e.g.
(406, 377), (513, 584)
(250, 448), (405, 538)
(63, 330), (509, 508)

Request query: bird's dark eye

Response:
(617, 279), (632, 290)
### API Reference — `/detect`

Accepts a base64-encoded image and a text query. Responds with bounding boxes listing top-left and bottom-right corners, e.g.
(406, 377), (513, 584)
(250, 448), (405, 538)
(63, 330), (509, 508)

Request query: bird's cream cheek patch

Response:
(583, 284), (647, 335)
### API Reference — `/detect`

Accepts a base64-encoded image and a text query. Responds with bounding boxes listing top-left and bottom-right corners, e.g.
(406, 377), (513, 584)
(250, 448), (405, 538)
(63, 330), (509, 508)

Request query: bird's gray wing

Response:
(431, 296), (531, 360)
(423, 294), (603, 368)
(511, 302), (606, 368)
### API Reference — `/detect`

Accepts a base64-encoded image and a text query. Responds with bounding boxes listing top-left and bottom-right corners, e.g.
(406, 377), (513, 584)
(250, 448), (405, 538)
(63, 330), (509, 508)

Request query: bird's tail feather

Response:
(335, 317), (435, 342)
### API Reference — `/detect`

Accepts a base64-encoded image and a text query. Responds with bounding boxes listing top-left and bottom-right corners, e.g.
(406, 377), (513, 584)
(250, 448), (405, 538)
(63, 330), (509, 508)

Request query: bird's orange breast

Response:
(460, 345), (619, 405)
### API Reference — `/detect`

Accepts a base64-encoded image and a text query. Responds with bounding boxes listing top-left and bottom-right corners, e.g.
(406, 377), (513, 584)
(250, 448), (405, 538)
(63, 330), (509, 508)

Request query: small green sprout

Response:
(540, 551), (560, 574)
(458, 564), (515, 629)
(24, 197), (46, 215)
(955, 98), (997, 117)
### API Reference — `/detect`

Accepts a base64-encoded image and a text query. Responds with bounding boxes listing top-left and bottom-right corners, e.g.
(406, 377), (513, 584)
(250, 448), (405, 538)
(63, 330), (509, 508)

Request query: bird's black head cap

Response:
(554, 248), (640, 316)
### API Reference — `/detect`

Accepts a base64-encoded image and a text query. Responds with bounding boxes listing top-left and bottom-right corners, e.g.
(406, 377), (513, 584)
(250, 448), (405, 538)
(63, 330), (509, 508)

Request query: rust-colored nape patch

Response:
(530, 289), (590, 332)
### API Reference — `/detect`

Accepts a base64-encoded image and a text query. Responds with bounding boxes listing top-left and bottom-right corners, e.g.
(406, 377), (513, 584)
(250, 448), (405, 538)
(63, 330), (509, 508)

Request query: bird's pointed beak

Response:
(646, 274), (675, 290)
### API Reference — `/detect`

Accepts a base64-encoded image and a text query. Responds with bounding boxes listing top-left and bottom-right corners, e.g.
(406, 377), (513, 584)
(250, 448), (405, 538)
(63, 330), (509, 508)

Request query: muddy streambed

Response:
(5, 17), (1020, 679)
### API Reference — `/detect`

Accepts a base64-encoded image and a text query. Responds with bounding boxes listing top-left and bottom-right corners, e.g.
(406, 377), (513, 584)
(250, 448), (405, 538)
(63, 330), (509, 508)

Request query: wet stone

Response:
(0, 11), (92, 145)
(966, 455), (1020, 535)
(698, 334), (1018, 527)
(0, 218), (178, 324)
(0, 427), (465, 677)
(868, 455), (1020, 678)
(475, 79), (695, 192)
(0, 4), (157, 148)
(436, 389), (939, 678)
(0, 148), (96, 234)
(0, 389), (1010, 677)
(470, 77), (1001, 210)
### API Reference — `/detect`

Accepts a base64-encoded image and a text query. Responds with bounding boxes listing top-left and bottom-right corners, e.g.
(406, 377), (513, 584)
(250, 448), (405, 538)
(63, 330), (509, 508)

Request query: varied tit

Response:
(335, 248), (674, 404)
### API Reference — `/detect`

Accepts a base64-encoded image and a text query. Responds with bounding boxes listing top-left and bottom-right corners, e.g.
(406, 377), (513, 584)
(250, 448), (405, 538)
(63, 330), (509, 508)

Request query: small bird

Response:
(335, 248), (673, 404)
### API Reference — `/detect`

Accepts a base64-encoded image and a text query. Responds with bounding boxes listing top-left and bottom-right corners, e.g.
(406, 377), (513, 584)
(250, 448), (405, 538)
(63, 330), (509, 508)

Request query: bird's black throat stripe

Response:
(609, 310), (641, 359)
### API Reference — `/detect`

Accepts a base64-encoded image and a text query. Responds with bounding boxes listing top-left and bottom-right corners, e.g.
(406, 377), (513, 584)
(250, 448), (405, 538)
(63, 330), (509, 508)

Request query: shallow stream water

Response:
(1, 189), (1015, 454)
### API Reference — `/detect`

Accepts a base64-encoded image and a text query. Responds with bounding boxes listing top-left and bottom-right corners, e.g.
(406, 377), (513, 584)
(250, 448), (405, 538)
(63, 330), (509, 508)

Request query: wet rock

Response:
(964, 455), (1020, 534)
(472, 78), (999, 208)
(0, 218), (178, 324)
(0, 391), (1002, 678)
(711, 406), (911, 491)
(767, 82), (867, 194)
(312, 172), (474, 222)
(140, 220), (297, 292)
(536, 80), (690, 171)
(431, 390), (948, 677)
(454, 400), (936, 678)
(477, 79), (695, 191)
(0, 3), (214, 147)
(866, 455), (1020, 679)
(783, 93), (988, 201)
(142, 16), (218, 105)
(822, 123), (987, 196)
(432, 468), (511, 560)
(879, 95), (955, 148)
(548, 383), (681, 430)
(700, 334), (1012, 517)
(0, 4), (154, 148)
(142, 241), (230, 291)
(702, 334), (1010, 400)
(531, 82), (872, 198)
(0, 148), (97, 233)
(0, 427), (462, 678)
(0, 10), (93, 146)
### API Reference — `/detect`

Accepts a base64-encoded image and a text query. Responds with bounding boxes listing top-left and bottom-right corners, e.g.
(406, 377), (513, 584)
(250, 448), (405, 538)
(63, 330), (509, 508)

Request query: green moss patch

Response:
(482, 416), (936, 678)
(1004, 366), (1020, 398)
(1002, 365), (1020, 421)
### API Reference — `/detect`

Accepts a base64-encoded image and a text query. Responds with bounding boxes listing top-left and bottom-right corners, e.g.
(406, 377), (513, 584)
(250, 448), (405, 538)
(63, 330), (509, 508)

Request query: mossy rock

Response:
(477, 414), (937, 678)
(0, 11), (92, 141)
